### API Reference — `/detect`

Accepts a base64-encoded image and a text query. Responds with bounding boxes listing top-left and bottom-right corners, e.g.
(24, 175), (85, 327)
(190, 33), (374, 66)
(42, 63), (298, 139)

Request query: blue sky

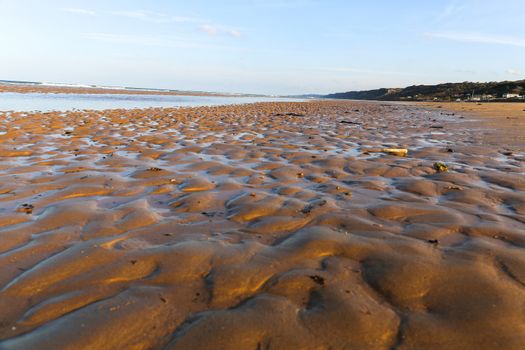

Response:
(0, 0), (524, 94)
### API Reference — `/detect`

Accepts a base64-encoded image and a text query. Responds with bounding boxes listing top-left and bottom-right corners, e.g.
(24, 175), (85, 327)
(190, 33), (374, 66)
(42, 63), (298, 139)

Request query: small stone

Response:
(433, 162), (448, 172)
(16, 203), (34, 214)
(309, 275), (325, 286)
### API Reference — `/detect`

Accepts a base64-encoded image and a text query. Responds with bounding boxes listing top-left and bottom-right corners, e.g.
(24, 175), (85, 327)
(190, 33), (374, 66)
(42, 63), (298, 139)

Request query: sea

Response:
(0, 92), (303, 112)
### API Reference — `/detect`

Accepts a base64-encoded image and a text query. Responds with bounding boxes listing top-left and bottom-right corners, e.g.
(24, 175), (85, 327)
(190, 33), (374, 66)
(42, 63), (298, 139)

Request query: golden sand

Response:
(420, 101), (525, 150)
(0, 101), (524, 349)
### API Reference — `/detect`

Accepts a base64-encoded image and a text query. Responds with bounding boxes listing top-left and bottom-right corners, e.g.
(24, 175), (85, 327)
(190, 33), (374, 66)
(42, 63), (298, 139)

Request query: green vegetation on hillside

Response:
(326, 80), (525, 101)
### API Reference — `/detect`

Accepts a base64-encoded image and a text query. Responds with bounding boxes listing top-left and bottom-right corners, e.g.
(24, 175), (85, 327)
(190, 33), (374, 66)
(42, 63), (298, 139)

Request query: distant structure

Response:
(470, 95), (481, 101)
(468, 94), (494, 102)
(503, 93), (522, 99)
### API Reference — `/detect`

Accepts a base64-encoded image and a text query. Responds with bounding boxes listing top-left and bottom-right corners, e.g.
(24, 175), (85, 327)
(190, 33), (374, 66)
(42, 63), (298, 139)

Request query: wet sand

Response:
(421, 101), (525, 151)
(0, 101), (524, 349)
(0, 83), (231, 97)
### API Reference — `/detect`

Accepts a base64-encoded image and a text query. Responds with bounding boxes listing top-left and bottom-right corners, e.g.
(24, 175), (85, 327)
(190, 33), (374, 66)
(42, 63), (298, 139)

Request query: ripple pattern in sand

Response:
(0, 102), (524, 349)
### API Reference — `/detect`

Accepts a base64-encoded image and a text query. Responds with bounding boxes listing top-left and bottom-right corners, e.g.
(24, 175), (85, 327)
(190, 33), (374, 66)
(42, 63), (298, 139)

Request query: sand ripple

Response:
(0, 101), (524, 349)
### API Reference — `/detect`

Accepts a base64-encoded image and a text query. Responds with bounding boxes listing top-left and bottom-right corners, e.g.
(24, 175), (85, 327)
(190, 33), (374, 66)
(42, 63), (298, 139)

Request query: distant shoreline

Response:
(321, 97), (525, 105)
(0, 81), (259, 98)
(325, 79), (525, 103)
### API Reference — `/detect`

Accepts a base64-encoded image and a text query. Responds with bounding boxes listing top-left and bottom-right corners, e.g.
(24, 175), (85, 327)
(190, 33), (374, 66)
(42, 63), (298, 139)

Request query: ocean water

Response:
(0, 92), (302, 112)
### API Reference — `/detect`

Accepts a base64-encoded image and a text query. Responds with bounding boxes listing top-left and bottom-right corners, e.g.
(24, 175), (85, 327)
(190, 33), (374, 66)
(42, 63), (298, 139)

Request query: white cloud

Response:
(424, 32), (525, 47)
(82, 32), (238, 50)
(200, 24), (219, 36)
(506, 68), (523, 76)
(227, 29), (242, 38)
(110, 10), (202, 23)
(312, 67), (422, 77)
(436, 1), (467, 22)
(83, 33), (173, 47)
(200, 25), (242, 38)
(454, 69), (477, 75)
(62, 8), (241, 39)
(250, 0), (318, 8)
(61, 8), (96, 16)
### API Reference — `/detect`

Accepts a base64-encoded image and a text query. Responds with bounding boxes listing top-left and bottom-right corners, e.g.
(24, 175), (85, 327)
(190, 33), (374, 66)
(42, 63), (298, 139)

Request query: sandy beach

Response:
(421, 102), (525, 151)
(0, 100), (524, 349)
(0, 83), (231, 97)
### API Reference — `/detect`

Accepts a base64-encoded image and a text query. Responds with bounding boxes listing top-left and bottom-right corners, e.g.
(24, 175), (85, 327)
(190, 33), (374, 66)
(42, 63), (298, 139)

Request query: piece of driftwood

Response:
(363, 148), (408, 157)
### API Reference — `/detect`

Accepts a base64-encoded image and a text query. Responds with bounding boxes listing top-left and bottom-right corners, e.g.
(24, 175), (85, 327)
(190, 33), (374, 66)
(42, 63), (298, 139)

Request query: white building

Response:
(503, 93), (521, 99)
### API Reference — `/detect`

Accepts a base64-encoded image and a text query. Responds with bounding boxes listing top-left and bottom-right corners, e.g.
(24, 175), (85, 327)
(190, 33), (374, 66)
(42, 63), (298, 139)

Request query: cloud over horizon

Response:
(61, 8), (96, 16)
(200, 24), (242, 38)
(424, 31), (525, 48)
(109, 10), (203, 24)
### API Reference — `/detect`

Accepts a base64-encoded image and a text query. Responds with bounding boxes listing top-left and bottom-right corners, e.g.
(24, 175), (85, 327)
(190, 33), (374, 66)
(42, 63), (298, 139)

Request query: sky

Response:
(0, 0), (524, 95)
